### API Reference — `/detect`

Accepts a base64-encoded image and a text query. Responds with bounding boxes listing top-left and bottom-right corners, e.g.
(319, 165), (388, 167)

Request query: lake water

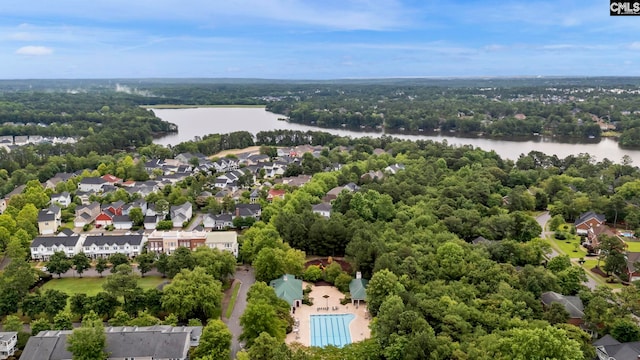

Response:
(152, 107), (640, 163)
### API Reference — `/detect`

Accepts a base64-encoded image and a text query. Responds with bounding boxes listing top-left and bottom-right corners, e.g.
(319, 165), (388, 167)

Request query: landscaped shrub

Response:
(554, 231), (567, 240)
(302, 265), (323, 282)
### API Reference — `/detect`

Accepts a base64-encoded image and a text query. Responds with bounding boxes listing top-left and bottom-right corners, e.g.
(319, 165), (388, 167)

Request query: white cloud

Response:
(15, 45), (53, 55)
(629, 42), (640, 50)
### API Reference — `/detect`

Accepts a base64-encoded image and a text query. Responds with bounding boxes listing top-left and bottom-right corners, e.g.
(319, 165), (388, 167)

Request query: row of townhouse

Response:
(30, 233), (147, 261)
(145, 230), (238, 257)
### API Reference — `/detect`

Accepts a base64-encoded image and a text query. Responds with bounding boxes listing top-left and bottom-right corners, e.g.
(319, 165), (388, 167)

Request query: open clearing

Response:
(41, 276), (166, 296)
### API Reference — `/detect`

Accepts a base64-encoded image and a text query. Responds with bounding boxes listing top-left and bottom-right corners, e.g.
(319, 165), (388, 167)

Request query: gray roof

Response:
(58, 228), (75, 237)
(0, 332), (17, 341)
(79, 177), (107, 185)
(20, 326), (202, 360)
(112, 215), (132, 224)
(84, 235), (144, 247)
(540, 291), (584, 319)
(574, 211), (606, 226)
(144, 215), (159, 224)
(31, 235), (81, 248)
(594, 335), (640, 360)
(312, 202), (332, 213)
(37, 210), (56, 222)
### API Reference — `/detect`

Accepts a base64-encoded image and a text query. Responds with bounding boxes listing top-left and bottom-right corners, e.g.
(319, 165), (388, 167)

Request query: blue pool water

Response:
(310, 314), (355, 347)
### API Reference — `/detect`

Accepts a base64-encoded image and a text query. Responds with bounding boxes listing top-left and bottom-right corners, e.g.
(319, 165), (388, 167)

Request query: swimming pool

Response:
(310, 314), (355, 347)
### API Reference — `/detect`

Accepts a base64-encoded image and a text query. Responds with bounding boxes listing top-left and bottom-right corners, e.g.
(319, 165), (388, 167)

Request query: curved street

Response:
(535, 211), (599, 290)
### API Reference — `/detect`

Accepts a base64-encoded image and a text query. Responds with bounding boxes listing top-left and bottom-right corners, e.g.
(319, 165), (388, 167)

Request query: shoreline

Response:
(142, 104), (266, 109)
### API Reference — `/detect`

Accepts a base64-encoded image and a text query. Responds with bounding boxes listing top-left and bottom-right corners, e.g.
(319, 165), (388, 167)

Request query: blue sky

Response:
(0, 0), (638, 79)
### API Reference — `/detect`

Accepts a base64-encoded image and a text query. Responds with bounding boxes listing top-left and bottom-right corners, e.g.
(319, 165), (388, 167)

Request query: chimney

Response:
(356, 271), (362, 279)
(235, 207), (240, 218)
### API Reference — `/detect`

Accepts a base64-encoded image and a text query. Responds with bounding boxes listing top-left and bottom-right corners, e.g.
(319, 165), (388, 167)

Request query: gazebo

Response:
(270, 274), (303, 312)
(349, 272), (369, 306)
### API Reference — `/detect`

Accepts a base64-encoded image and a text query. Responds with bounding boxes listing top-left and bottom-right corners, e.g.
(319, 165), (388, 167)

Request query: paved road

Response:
(536, 211), (599, 290)
(536, 212), (560, 258)
(225, 265), (256, 358)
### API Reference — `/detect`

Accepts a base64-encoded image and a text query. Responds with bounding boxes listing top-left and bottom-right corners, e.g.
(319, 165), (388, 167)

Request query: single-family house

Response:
(122, 199), (147, 216)
(360, 170), (384, 181)
(594, 334), (640, 360)
(249, 189), (261, 204)
(95, 212), (114, 228)
(583, 224), (617, 254)
(50, 192), (71, 207)
(203, 214), (234, 230)
(101, 174), (122, 185)
(625, 252), (640, 282)
(30, 235), (84, 261)
(21, 325), (202, 360)
(267, 189), (286, 202)
(0, 332), (17, 360)
(312, 202), (332, 218)
(82, 234), (146, 259)
(540, 291), (585, 326)
(384, 163), (405, 174)
(574, 211), (606, 236)
(78, 177), (108, 193)
(0, 199), (5, 215)
(3, 184), (25, 210)
(349, 272), (369, 306)
(112, 215), (133, 230)
(37, 206), (61, 235)
(270, 274), (303, 312)
(144, 215), (160, 230)
(235, 204), (261, 219)
(74, 202), (101, 228)
(103, 200), (125, 216)
(170, 202), (193, 228)
(44, 173), (74, 190)
(204, 231), (238, 257)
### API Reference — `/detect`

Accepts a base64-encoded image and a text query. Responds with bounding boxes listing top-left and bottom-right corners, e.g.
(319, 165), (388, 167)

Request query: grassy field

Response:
(41, 276), (166, 296)
(225, 282), (241, 319)
(142, 104), (266, 109)
(548, 236), (587, 258)
(625, 240), (640, 252)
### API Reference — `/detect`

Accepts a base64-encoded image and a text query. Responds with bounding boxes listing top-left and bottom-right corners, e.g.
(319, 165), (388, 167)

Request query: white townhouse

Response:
(30, 235), (84, 261)
(205, 231), (238, 257)
(0, 332), (17, 360)
(82, 234), (147, 259)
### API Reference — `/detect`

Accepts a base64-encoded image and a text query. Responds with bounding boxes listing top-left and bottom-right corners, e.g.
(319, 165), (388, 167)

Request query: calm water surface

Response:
(152, 107), (640, 163)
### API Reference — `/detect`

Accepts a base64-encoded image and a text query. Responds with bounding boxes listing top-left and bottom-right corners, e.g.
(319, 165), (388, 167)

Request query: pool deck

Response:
(286, 282), (371, 347)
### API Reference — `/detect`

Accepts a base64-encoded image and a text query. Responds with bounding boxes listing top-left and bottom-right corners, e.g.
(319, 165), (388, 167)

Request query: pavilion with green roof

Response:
(349, 272), (369, 306)
(269, 274), (303, 312)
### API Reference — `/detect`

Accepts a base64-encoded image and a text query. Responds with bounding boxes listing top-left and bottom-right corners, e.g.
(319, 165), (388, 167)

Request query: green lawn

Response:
(41, 276), (166, 296)
(225, 282), (241, 319)
(625, 240), (640, 252)
(548, 237), (587, 258)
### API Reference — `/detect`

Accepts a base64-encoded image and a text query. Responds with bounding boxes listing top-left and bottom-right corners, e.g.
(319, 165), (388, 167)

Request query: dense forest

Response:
(2, 78), (640, 145)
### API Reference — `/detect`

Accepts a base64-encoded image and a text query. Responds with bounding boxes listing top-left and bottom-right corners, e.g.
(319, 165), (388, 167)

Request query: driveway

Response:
(224, 265), (255, 358)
